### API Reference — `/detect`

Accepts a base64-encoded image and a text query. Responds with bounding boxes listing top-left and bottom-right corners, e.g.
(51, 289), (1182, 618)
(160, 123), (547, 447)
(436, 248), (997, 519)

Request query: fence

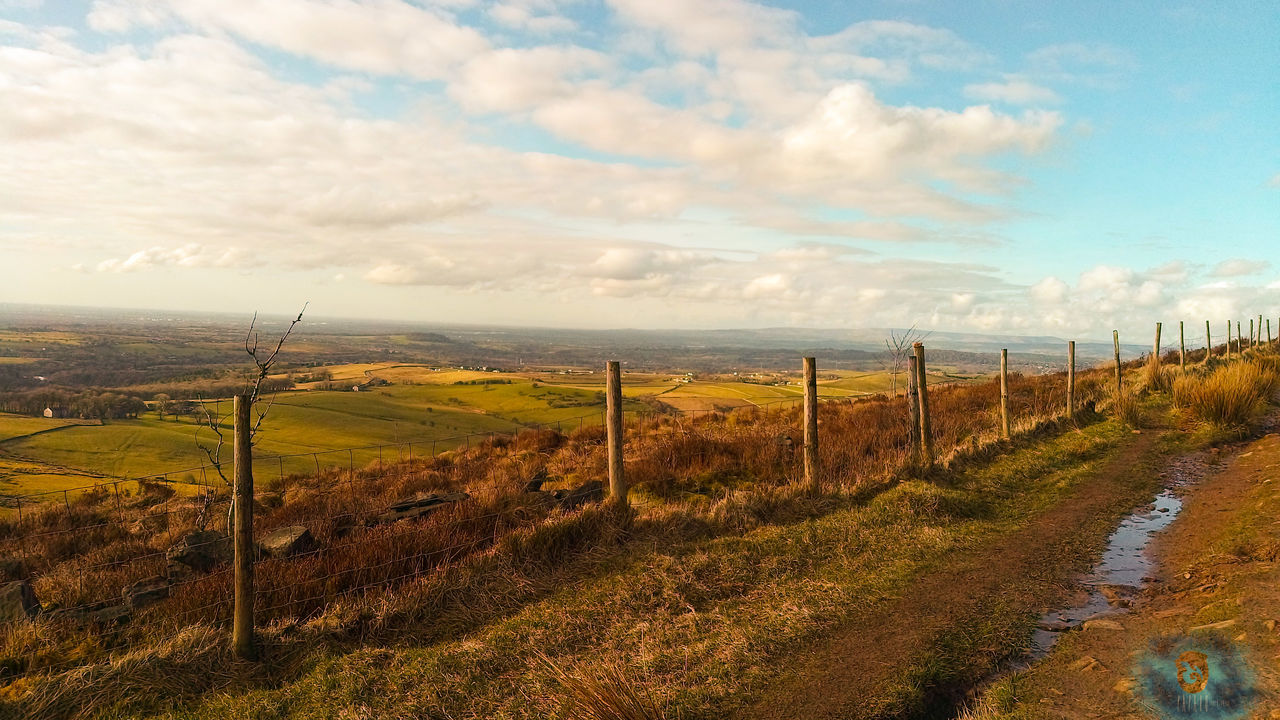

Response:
(1, 317), (1276, 672)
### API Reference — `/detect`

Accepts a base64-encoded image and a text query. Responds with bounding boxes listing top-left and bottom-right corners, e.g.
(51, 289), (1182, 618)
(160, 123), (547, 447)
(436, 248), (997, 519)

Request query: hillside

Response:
(1, 342), (1277, 719)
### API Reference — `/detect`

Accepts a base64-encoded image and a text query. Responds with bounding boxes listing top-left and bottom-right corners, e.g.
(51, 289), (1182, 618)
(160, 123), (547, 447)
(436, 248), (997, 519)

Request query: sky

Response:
(1, 0), (1277, 339)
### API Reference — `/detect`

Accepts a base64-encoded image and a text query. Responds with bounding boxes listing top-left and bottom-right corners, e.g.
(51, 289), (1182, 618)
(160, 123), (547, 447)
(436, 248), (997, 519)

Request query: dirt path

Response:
(970, 429), (1280, 719)
(739, 429), (1168, 720)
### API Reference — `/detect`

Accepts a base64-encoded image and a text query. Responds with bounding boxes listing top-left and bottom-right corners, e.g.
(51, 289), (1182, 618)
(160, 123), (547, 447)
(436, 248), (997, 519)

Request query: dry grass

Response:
(539, 653), (670, 720)
(1173, 355), (1280, 427)
(0, 362), (1112, 712)
(1111, 385), (1143, 428)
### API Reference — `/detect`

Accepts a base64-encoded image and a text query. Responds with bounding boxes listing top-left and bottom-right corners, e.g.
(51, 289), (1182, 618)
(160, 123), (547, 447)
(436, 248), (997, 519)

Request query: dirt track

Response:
(739, 429), (1168, 720)
(978, 428), (1280, 718)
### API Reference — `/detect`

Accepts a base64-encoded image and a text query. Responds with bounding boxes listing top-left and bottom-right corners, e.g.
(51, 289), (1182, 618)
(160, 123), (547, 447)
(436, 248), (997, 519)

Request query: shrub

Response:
(1112, 386), (1143, 428)
(1172, 360), (1279, 427)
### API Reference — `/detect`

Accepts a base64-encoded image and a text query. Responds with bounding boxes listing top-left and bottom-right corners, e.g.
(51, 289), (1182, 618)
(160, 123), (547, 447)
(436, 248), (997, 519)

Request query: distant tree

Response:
(881, 326), (929, 398)
(155, 393), (171, 420)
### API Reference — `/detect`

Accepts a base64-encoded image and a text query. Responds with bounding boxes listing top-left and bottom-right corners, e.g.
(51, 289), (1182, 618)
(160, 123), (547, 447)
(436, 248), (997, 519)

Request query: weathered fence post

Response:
(1269, 318), (1273, 345)
(999, 349), (1010, 439)
(1237, 321), (1242, 353)
(1205, 320), (1212, 364)
(605, 361), (626, 507)
(907, 355), (922, 460)
(1152, 322), (1162, 367)
(1113, 330), (1122, 393)
(913, 343), (934, 471)
(1067, 341), (1076, 420)
(802, 357), (819, 491)
(1226, 321), (1232, 359)
(1179, 321), (1186, 369)
(232, 394), (256, 661)
(1250, 318), (1255, 348)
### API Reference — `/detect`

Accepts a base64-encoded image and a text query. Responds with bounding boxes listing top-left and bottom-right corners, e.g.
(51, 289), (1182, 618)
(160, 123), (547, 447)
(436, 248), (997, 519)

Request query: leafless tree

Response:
(193, 305), (307, 528)
(880, 325), (929, 397)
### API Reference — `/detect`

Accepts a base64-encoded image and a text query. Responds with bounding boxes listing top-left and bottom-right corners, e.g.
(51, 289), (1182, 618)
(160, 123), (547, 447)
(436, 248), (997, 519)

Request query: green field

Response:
(0, 377), (642, 498)
(0, 414), (88, 443)
(0, 363), (987, 501)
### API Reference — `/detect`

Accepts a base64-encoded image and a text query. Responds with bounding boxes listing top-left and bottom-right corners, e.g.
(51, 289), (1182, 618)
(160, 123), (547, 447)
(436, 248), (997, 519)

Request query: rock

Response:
(258, 525), (315, 558)
(1099, 585), (1133, 608)
(1070, 655), (1105, 672)
(1083, 619), (1124, 631)
(122, 576), (169, 609)
(369, 491), (469, 525)
(165, 530), (231, 573)
(552, 481), (604, 510)
(1037, 619), (1071, 632)
(1113, 678), (1139, 694)
(1154, 607), (1193, 619)
(0, 581), (39, 623)
(88, 604), (131, 625)
(1189, 618), (1237, 632)
(1264, 619), (1276, 633)
(523, 476), (547, 493)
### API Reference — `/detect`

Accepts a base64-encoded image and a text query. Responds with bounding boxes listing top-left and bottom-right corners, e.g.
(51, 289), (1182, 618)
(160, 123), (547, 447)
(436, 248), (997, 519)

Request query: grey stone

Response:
(369, 491), (470, 526)
(122, 576), (169, 609)
(258, 525), (316, 558)
(165, 530), (231, 572)
(0, 581), (39, 623)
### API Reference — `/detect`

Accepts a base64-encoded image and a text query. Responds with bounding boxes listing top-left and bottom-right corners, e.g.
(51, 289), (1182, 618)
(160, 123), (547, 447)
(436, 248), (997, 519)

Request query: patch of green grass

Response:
(0, 413), (80, 443)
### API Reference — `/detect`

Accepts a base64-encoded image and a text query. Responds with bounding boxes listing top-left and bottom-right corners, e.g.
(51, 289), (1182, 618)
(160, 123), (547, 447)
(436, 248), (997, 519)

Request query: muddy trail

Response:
(959, 416), (1280, 719)
(738, 426), (1175, 720)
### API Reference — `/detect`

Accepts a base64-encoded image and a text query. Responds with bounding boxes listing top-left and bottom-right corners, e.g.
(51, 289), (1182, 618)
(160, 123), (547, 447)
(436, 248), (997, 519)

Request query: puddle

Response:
(1027, 452), (1214, 660)
(1028, 488), (1182, 657)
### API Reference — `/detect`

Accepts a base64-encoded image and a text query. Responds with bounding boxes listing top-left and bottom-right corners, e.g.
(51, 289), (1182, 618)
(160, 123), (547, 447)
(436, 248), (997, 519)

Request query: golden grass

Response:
(539, 653), (670, 720)
(1172, 355), (1280, 427)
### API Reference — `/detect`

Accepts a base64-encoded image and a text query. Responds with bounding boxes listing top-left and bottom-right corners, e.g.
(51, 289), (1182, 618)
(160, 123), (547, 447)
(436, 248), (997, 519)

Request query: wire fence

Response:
(2, 325), (1273, 681)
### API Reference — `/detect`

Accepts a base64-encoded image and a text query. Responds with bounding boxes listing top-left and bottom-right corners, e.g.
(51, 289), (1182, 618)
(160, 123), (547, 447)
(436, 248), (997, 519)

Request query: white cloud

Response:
(90, 0), (491, 81)
(1030, 276), (1068, 304)
(1210, 258), (1269, 278)
(964, 78), (1060, 105)
(94, 244), (248, 273)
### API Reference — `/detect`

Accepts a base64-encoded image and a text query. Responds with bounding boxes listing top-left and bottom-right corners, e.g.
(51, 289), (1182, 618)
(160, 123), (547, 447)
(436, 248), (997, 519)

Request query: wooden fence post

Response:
(1113, 330), (1122, 393)
(605, 361), (626, 506)
(1237, 321), (1242, 353)
(999, 349), (1010, 439)
(232, 394), (256, 661)
(1179, 321), (1185, 369)
(802, 357), (819, 492)
(1205, 320), (1212, 364)
(1257, 315), (1263, 346)
(907, 355), (921, 460)
(1152, 322), (1162, 367)
(1269, 318), (1273, 345)
(913, 343), (934, 471)
(1067, 341), (1076, 420)
(1250, 318), (1255, 348)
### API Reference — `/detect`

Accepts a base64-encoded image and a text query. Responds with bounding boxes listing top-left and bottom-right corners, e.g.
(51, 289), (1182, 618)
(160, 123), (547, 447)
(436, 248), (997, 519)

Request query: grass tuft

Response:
(1172, 357), (1279, 428)
(539, 653), (670, 720)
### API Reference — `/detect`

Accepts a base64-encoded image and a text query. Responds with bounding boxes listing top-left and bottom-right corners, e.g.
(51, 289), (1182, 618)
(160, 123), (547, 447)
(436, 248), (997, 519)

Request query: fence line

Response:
(4, 316), (1277, 672)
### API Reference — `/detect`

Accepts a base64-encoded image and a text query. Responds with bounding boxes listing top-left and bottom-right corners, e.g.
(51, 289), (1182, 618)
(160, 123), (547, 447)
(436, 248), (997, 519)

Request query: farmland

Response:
(0, 361), (986, 501)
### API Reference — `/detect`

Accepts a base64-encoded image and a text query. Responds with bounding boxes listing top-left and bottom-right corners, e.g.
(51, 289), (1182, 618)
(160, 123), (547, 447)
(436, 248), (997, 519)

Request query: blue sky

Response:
(1, 0), (1277, 339)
